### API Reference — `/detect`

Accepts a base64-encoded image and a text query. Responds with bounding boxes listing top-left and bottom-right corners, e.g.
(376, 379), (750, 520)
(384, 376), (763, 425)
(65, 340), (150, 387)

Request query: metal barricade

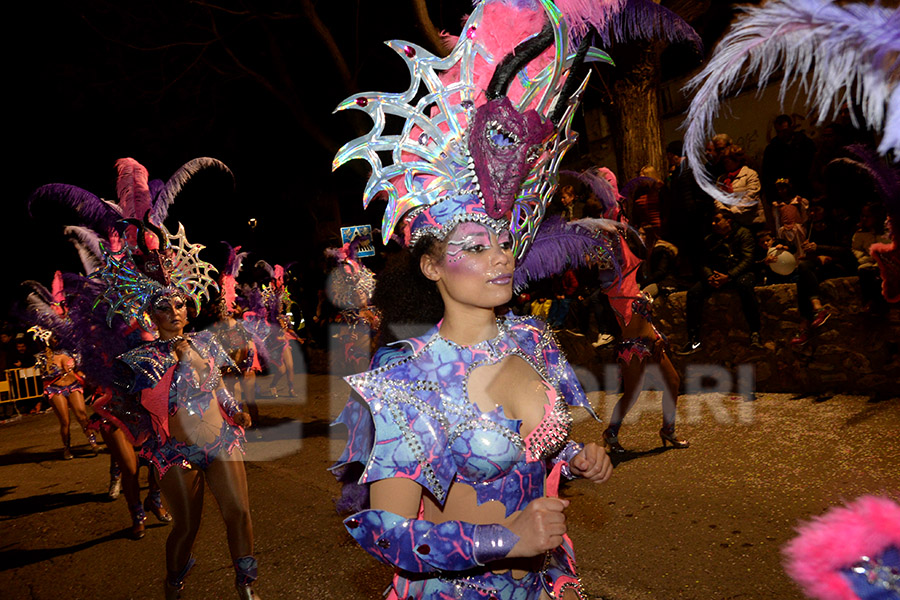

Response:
(0, 368), (45, 408)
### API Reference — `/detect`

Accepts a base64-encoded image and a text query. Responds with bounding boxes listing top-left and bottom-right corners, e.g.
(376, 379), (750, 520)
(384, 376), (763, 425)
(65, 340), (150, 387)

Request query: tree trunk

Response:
(608, 41), (666, 181)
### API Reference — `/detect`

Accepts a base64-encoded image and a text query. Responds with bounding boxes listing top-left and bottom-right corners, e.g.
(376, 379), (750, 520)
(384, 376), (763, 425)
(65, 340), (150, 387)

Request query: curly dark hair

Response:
(372, 236), (445, 345)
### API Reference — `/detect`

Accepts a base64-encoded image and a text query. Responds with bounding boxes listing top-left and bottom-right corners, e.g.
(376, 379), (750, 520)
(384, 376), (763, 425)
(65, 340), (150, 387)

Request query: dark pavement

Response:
(1, 372), (897, 599)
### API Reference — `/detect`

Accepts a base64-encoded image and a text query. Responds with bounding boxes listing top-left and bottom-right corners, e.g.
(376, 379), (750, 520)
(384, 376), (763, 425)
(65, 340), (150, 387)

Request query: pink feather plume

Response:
(116, 158), (155, 249)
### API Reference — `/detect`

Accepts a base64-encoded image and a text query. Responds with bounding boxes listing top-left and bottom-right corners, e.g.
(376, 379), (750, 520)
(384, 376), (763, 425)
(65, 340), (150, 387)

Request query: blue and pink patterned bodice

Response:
(334, 314), (596, 516)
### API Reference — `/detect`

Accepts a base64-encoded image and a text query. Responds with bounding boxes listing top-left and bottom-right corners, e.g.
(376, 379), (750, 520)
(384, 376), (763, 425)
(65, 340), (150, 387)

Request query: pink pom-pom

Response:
(783, 495), (900, 600)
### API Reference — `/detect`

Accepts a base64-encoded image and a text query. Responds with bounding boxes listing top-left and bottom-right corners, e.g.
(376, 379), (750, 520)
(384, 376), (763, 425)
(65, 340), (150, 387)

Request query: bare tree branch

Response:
(300, 0), (354, 94)
(410, 0), (447, 56)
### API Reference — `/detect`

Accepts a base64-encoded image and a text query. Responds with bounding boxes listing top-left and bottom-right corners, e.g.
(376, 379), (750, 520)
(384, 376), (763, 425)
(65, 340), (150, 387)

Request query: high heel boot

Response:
(129, 502), (146, 540)
(659, 425), (689, 449)
(234, 556), (261, 600)
(144, 489), (173, 523)
(602, 426), (626, 454)
(165, 556), (195, 600)
(85, 430), (100, 453)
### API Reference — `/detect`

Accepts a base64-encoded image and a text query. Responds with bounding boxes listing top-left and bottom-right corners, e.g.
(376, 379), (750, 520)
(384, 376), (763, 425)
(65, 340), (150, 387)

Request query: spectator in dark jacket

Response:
(677, 210), (762, 354)
(665, 141), (715, 282)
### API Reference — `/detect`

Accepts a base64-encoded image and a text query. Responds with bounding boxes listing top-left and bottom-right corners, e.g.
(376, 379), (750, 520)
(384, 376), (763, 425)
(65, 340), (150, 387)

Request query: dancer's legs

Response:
(281, 343), (295, 395)
(48, 394), (70, 448)
(158, 467), (205, 575)
(66, 390), (95, 446)
(204, 454), (253, 561)
(241, 371), (259, 425)
(659, 352), (681, 428)
(608, 358), (646, 431)
(101, 427), (140, 508)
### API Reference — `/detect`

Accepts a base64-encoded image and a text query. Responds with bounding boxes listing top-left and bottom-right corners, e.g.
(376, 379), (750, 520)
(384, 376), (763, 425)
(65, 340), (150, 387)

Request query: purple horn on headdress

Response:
(117, 218), (148, 254)
(468, 21), (556, 219)
(142, 212), (167, 251)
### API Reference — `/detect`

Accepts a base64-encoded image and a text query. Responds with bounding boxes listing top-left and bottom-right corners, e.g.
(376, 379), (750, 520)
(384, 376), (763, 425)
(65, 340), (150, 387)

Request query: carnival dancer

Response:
(92, 218), (260, 600)
(328, 1), (645, 597)
(253, 261), (297, 398)
(213, 243), (261, 425)
(27, 158), (232, 540)
(323, 239), (380, 373)
(29, 326), (98, 459)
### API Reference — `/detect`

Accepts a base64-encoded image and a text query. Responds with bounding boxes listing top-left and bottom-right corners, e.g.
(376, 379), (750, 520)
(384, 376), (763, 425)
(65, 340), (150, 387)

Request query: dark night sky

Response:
(4, 0), (748, 321)
(4, 0), (477, 318)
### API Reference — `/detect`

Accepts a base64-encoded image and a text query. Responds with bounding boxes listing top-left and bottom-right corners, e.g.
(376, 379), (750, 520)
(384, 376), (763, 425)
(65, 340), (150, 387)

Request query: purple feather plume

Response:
(222, 241), (249, 279)
(150, 158), (234, 226)
(513, 216), (622, 291)
(564, 168), (620, 217)
(28, 184), (121, 231)
(594, 0), (702, 50)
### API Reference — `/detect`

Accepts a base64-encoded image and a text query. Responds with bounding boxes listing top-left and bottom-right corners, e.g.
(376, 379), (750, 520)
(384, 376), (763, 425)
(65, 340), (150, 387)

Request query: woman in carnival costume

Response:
(22, 272), (99, 460)
(248, 261), (298, 398)
(92, 216), (260, 600)
(28, 158), (233, 539)
(213, 243), (262, 426)
(323, 237), (381, 373)
(562, 168), (688, 454)
(326, 1), (654, 597)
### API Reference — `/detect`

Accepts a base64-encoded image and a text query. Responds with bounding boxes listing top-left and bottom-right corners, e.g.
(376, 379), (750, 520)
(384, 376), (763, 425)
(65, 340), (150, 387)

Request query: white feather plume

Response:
(63, 225), (105, 275)
(682, 0), (899, 205)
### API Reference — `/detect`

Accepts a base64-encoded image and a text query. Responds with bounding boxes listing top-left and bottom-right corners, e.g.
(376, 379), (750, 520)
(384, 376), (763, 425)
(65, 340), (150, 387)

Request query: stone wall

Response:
(560, 277), (900, 396)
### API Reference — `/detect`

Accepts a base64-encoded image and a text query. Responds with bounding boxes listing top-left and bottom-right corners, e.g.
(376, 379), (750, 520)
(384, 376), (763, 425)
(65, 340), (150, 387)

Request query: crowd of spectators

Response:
(518, 113), (894, 355)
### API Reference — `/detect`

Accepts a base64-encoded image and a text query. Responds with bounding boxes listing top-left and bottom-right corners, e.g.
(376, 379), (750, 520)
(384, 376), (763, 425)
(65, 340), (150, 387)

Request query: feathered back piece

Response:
(683, 0), (900, 206)
(29, 157), (234, 252)
(783, 495), (900, 600)
(219, 242), (248, 315)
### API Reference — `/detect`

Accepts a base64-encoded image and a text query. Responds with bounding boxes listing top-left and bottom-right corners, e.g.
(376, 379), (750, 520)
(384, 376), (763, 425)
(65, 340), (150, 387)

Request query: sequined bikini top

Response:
(336, 314), (596, 515)
(449, 382), (573, 486)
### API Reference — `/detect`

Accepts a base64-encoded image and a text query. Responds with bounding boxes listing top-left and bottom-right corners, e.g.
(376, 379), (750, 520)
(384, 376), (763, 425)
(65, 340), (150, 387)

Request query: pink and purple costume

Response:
(334, 315), (597, 599)
(36, 350), (85, 398)
(114, 331), (244, 476)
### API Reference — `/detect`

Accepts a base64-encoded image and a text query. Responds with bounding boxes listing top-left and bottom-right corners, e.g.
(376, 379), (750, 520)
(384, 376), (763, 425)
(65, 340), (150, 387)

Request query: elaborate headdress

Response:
(683, 0), (899, 206)
(333, 0), (624, 258)
(325, 238), (377, 311)
(93, 218), (219, 330)
(28, 325), (54, 347)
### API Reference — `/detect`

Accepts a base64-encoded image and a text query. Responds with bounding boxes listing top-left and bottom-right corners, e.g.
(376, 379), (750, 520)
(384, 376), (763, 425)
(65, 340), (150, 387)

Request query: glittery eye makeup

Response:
(444, 223), (493, 262)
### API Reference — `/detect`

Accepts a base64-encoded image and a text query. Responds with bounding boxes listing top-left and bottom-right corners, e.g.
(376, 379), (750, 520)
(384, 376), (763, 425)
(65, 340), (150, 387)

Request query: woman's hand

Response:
(233, 412), (252, 428)
(173, 339), (193, 361)
(174, 340), (209, 376)
(569, 442), (613, 483)
(504, 497), (569, 558)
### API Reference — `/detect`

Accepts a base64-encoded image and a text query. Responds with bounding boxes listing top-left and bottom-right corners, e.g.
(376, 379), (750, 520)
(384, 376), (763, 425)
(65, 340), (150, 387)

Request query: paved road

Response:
(1, 372), (897, 599)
